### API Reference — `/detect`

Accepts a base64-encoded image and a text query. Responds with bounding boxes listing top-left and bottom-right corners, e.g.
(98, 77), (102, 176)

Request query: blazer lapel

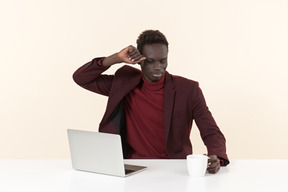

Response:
(163, 72), (175, 145)
(101, 66), (142, 125)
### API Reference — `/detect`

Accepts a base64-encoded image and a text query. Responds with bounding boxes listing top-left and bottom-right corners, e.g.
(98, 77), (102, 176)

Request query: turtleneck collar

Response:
(141, 73), (165, 91)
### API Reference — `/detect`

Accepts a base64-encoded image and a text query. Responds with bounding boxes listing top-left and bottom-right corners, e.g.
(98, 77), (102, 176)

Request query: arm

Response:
(192, 83), (229, 172)
(72, 58), (113, 96)
(73, 45), (146, 96)
(102, 45), (146, 67)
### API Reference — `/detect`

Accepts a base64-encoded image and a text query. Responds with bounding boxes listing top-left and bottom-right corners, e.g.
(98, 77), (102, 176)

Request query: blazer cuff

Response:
(96, 57), (106, 66)
(218, 156), (230, 166)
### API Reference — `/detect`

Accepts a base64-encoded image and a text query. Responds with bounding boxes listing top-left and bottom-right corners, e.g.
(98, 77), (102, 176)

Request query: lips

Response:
(152, 73), (162, 77)
(152, 74), (162, 77)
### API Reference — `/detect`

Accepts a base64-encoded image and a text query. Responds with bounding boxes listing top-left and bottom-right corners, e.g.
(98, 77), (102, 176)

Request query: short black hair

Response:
(136, 30), (169, 54)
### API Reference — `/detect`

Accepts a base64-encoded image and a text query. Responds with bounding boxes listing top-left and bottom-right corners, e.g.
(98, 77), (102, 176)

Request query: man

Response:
(73, 30), (229, 174)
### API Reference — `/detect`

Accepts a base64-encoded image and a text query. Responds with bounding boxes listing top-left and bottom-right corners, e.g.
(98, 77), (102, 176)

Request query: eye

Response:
(145, 60), (154, 64)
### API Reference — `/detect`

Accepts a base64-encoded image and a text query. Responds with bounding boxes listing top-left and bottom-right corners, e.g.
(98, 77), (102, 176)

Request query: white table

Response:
(0, 159), (287, 192)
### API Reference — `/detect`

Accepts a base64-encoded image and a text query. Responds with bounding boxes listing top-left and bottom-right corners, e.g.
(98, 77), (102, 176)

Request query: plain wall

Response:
(1, 0), (288, 159)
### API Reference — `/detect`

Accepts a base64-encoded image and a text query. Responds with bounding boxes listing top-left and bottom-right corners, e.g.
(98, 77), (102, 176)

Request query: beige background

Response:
(1, 0), (287, 159)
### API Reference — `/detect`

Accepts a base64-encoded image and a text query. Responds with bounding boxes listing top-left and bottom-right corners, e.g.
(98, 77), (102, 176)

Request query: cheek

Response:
(162, 63), (168, 70)
(141, 64), (152, 71)
(141, 66), (150, 76)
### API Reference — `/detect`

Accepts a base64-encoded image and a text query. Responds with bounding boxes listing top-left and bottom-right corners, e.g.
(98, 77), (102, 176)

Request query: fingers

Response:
(127, 45), (146, 63)
(207, 155), (220, 174)
(118, 45), (145, 64)
(128, 53), (144, 63)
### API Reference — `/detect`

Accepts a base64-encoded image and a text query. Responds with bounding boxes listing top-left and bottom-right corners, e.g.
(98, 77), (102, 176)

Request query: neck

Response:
(141, 73), (165, 91)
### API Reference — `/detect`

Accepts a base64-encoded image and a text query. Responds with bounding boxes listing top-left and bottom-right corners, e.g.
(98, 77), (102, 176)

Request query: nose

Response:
(153, 61), (161, 70)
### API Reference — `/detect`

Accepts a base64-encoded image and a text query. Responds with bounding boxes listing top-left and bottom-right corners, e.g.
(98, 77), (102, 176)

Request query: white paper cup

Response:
(186, 154), (209, 178)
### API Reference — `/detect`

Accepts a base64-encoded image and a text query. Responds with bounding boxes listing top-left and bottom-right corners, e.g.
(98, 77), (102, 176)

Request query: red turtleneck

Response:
(124, 73), (167, 159)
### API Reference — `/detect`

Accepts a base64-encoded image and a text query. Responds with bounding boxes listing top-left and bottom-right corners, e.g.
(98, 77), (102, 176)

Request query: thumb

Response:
(136, 57), (146, 63)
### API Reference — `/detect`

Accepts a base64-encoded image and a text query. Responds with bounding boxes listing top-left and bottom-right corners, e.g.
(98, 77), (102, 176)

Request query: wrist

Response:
(102, 52), (122, 67)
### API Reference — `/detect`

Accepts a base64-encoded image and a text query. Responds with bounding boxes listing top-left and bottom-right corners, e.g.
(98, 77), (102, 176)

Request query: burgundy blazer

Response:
(73, 58), (229, 165)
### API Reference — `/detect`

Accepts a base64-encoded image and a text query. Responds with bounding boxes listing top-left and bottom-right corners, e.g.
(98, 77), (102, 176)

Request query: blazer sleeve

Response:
(72, 57), (114, 96)
(192, 83), (229, 166)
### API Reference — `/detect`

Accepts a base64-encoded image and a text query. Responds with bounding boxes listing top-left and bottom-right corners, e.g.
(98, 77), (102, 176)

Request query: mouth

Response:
(152, 73), (162, 77)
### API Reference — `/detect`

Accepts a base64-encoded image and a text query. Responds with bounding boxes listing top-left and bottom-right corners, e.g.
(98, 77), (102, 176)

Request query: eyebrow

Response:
(146, 57), (167, 61)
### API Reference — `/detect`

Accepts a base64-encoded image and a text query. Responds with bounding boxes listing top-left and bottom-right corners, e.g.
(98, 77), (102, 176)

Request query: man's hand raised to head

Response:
(102, 45), (146, 67)
(119, 45), (146, 64)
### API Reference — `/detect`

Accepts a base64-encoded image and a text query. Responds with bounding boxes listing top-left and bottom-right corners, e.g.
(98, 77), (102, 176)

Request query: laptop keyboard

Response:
(125, 169), (134, 174)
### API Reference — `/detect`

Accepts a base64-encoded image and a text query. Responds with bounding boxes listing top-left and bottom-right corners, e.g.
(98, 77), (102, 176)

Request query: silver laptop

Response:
(67, 129), (147, 177)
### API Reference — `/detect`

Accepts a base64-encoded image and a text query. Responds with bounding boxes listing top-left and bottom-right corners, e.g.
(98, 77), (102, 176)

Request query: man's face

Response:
(140, 44), (168, 82)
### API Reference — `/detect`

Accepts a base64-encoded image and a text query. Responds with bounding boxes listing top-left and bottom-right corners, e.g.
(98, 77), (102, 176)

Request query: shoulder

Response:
(115, 65), (142, 76)
(167, 73), (205, 106)
(112, 65), (142, 86)
(166, 72), (202, 99)
(168, 73), (199, 87)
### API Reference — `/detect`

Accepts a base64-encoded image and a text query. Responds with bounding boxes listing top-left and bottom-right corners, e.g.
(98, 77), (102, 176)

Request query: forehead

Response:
(142, 44), (168, 59)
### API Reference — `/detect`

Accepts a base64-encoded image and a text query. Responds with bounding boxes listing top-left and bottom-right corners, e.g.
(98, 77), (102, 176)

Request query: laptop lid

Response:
(67, 129), (146, 177)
